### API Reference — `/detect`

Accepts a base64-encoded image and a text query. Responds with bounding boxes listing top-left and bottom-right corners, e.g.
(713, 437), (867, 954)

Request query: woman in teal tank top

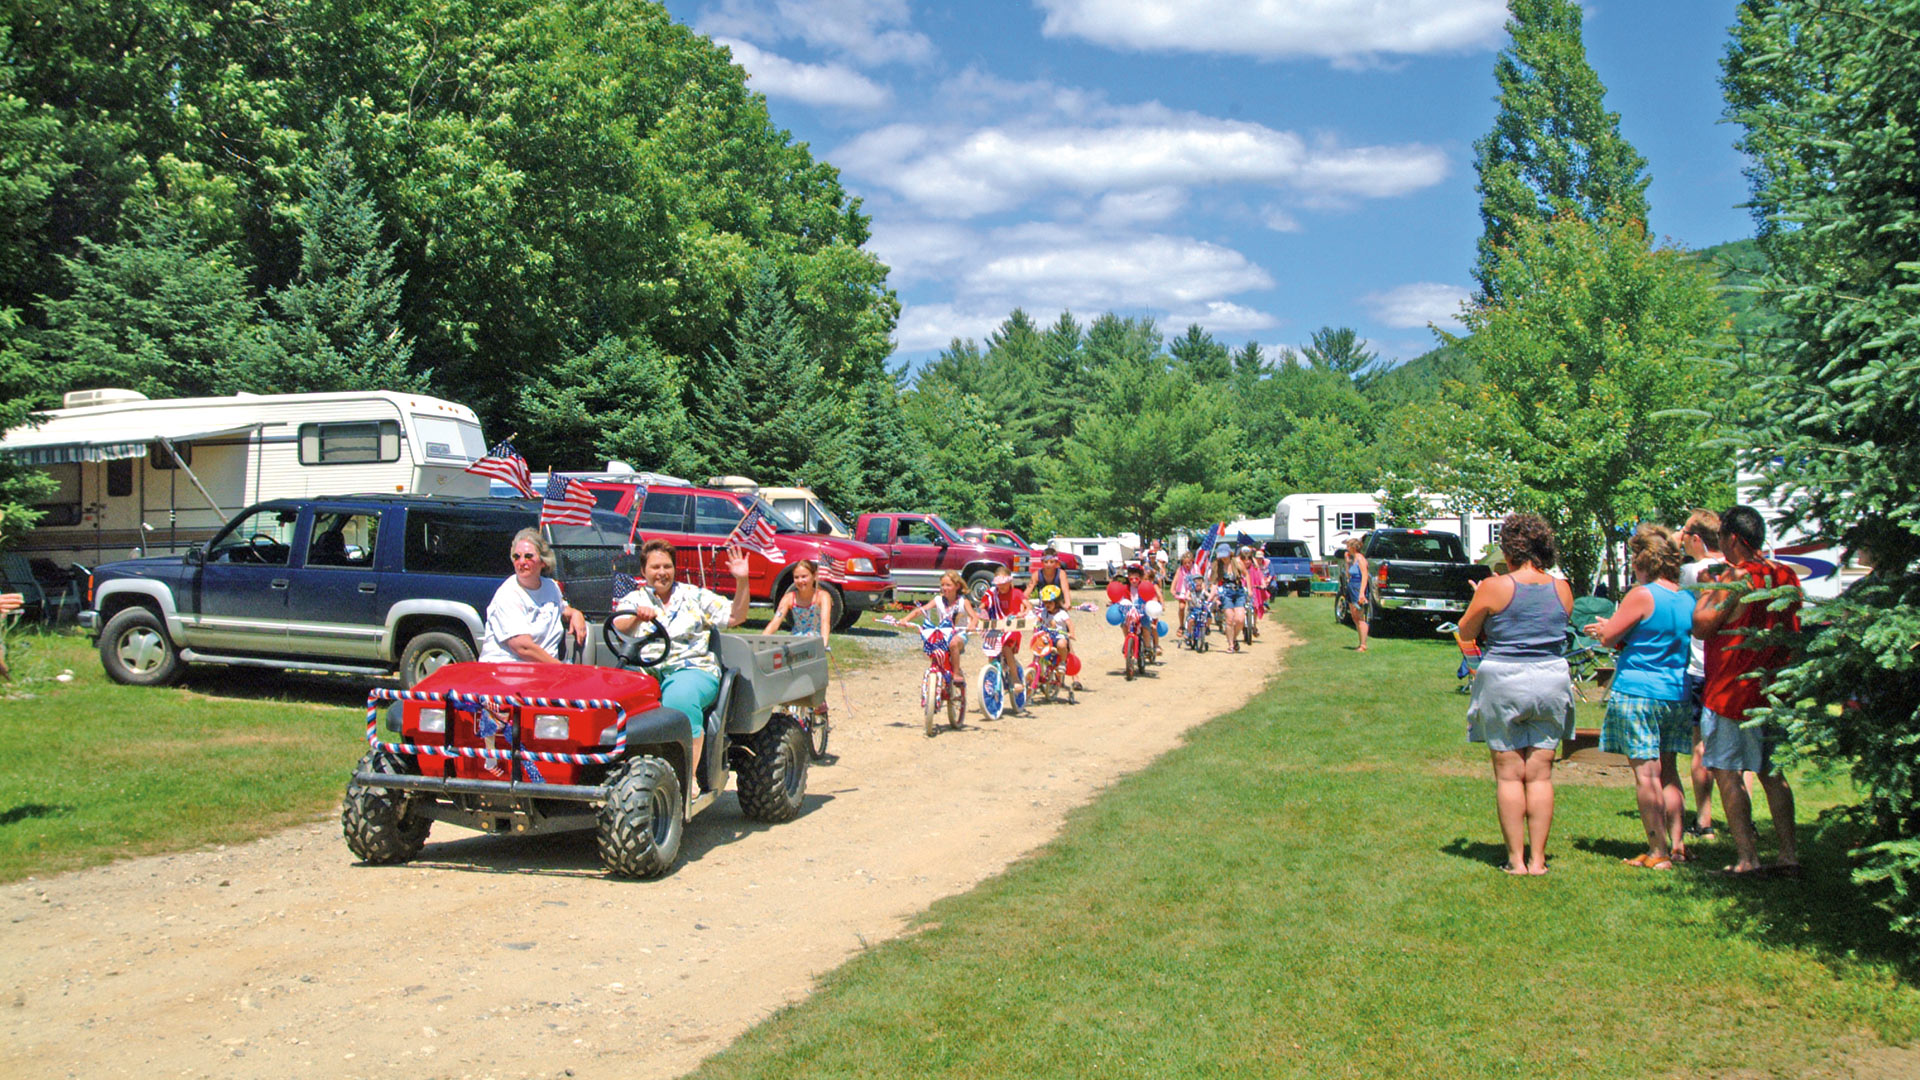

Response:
(1584, 525), (1694, 869)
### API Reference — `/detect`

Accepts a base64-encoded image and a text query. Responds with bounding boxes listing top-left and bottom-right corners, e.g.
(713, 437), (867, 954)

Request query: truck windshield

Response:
(813, 501), (850, 537)
(929, 515), (965, 543)
(1370, 531), (1466, 562)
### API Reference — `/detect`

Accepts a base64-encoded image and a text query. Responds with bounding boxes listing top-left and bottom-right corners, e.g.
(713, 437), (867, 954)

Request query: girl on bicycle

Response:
(1172, 551), (1196, 631)
(903, 570), (978, 683)
(762, 558), (833, 649)
(1033, 584), (1076, 671)
(1243, 544), (1267, 640)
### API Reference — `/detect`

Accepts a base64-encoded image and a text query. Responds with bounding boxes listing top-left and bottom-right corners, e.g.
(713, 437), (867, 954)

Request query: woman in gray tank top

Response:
(1454, 514), (1576, 876)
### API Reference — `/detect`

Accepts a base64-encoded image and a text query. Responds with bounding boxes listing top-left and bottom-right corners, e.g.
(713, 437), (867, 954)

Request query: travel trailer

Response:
(1272, 492), (1506, 559)
(1, 388), (490, 568)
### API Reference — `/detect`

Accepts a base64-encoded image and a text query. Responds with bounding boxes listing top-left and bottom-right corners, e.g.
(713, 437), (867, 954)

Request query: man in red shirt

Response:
(1692, 505), (1802, 875)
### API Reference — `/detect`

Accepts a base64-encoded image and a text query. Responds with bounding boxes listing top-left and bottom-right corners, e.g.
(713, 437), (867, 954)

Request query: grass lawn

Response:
(691, 600), (1919, 1079)
(0, 612), (901, 884)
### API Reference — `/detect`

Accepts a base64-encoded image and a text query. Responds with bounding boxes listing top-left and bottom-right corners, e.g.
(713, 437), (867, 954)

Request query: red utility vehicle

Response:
(575, 480), (891, 631)
(853, 512), (1024, 601)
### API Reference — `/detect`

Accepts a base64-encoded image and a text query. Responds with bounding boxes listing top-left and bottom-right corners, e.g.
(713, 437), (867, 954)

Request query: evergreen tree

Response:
(1472, 0), (1651, 299)
(1300, 326), (1382, 386)
(1232, 341), (1266, 381)
(1169, 324), (1231, 381)
(36, 208), (282, 399)
(517, 334), (699, 475)
(1724, 0), (1920, 940)
(265, 109), (421, 393)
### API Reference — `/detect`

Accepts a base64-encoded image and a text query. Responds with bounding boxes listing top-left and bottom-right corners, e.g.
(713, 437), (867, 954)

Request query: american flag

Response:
(540, 473), (595, 527)
(819, 554), (845, 582)
(728, 504), (785, 563)
(612, 569), (639, 601)
(465, 440), (534, 497)
(1192, 521), (1224, 579)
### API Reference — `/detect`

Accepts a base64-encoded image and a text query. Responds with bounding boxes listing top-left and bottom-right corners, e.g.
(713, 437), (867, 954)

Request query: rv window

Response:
(403, 508), (535, 576)
(149, 441), (190, 469)
(107, 459), (133, 497)
(32, 502), (82, 527)
(769, 498), (806, 529)
(691, 494), (744, 537)
(636, 491), (689, 532)
(207, 507), (299, 566)
(306, 511), (379, 568)
(1080, 544), (1099, 558)
(412, 416), (485, 462)
(299, 421), (401, 465)
(1336, 511), (1376, 531)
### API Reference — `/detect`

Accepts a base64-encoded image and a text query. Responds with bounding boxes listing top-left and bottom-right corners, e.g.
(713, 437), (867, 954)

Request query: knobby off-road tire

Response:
(737, 714), (810, 822)
(399, 630), (474, 689)
(342, 749), (431, 864)
(597, 755), (683, 879)
(98, 607), (184, 686)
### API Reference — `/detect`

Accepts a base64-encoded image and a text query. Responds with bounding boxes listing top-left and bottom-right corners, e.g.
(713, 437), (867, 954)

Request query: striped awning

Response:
(0, 417), (257, 465)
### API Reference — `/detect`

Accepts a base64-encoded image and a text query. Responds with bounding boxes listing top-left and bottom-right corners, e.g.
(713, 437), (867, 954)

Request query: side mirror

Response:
(185, 546), (205, 565)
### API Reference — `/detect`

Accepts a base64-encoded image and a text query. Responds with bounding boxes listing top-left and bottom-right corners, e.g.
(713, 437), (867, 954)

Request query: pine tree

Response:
(1472, 0), (1650, 299)
(517, 334), (699, 474)
(1169, 324), (1231, 381)
(1300, 326), (1381, 385)
(1232, 341), (1266, 381)
(266, 109), (420, 393)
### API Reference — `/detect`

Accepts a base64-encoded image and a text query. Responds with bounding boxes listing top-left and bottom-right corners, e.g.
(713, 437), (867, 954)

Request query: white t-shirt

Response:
(479, 577), (567, 662)
(1679, 558), (1710, 678)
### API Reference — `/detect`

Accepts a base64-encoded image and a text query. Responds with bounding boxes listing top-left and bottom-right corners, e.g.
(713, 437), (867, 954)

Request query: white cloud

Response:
(1159, 301), (1279, 335)
(715, 39), (891, 108)
(1091, 186), (1188, 225)
(1260, 205), (1302, 232)
(1361, 282), (1471, 329)
(699, 0), (934, 66)
(1035, 0), (1508, 65)
(835, 116), (1447, 217)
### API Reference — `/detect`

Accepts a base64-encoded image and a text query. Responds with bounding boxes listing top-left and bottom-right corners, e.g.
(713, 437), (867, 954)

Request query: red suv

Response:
(574, 480), (891, 630)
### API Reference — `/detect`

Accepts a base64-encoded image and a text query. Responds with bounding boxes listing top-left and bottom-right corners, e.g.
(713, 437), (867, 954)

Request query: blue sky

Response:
(658, 1), (1753, 367)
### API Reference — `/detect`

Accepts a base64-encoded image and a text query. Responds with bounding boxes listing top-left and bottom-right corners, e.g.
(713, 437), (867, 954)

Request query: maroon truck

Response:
(853, 512), (1025, 601)
(960, 526), (1085, 590)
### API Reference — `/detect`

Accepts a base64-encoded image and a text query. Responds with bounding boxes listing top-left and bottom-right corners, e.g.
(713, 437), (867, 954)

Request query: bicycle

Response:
(1185, 593), (1213, 653)
(977, 617), (1028, 720)
(1120, 602), (1149, 680)
(1026, 628), (1077, 704)
(915, 624), (965, 736)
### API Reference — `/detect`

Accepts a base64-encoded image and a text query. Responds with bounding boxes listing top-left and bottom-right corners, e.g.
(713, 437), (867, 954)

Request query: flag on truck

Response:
(465, 440), (534, 497)
(540, 474), (595, 527)
(819, 554), (845, 582)
(728, 503), (785, 563)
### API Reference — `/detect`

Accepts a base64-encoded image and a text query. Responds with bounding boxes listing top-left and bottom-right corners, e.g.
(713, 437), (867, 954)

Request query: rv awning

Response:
(0, 415), (258, 466)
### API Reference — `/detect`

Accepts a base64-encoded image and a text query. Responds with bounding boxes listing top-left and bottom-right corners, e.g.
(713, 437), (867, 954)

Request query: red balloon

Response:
(1065, 653), (1082, 677)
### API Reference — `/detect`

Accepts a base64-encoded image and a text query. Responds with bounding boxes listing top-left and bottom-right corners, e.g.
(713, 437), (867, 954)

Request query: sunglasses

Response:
(510, 552), (541, 562)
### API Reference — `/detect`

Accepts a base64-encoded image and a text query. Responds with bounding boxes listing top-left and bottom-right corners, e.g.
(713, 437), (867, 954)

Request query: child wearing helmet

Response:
(1033, 584), (1081, 689)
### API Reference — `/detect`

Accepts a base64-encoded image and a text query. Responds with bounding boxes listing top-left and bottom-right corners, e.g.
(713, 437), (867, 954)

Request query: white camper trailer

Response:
(1272, 492), (1506, 559)
(1, 388), (490, 568)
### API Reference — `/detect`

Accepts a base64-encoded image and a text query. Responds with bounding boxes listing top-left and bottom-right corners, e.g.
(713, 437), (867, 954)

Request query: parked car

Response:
(854, 512), (1024, 600)
(582, 480), (891, 631)
(80, 494), (632, 688)
(1262, 539), (1314, 597)
(1341, 527), (1492, 628)
(960, 526), (1085, 588)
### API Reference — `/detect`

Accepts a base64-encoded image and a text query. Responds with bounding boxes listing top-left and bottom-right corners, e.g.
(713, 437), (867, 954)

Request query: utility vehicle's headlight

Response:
(418, 708), (447, 733)
(534, 714), (571, 741)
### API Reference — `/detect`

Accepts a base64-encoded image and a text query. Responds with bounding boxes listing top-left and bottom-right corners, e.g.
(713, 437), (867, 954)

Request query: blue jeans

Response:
(659, 667), (721, 737)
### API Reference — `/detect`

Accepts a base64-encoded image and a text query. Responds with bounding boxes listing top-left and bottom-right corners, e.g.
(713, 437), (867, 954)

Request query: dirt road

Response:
(3, 609), (1290, 1079)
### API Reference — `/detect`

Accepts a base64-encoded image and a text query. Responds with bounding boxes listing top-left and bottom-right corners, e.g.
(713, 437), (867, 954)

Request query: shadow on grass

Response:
(179, 664), (389, 708)
(1572, 835), (1650, 862)
(0, 802), (73, 826)
(1671, 812), (1918, 985)
(1440, 837), (1511, 871)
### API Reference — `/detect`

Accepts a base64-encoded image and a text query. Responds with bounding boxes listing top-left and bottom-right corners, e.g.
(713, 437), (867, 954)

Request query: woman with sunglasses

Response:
(478, 528), (588, 663)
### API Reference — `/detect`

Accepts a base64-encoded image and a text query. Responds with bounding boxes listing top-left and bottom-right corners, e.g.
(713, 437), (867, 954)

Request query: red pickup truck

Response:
(853, 512), (1025, 601)
(577, 480), (892, 630)
(960, 527), (1085, 589)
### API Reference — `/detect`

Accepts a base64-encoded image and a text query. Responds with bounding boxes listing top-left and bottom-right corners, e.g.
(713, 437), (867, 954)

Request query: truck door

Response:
(892, 516), (950, 593)
(632, 489), (695, 579)
(285, 505), (388, 659)
(185, 504), (300, 654)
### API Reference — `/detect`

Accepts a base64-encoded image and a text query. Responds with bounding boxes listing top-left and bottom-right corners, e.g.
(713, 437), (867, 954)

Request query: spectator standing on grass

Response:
(1677, 510), (1723, 839)
(1693, 505), (1802, 877)
(1456, 514), (1576, 876)
(1344, 537), (1371, 652)
(1585, 525), (1694, 870)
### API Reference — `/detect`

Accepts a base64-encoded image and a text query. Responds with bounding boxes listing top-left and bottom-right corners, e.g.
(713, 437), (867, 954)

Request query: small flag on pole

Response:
(465, 440), (534, 497)
(1192, 521), (1223, 579)
(540, 473), (595, 527)
(728, 504), (784, 563)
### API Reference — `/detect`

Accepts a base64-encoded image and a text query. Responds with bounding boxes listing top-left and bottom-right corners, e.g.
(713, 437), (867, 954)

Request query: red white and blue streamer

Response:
(363, 688), (632, 769)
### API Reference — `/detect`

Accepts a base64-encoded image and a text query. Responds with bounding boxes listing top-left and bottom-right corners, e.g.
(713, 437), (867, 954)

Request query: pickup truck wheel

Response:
(965, 573), (995, 602)
(99, 608), (184, 686)
(598, 755), (683, 879)
(1334, 591), (1352, 626)
(1365, 598), (1390, 633)
(342, 749), (431, 864)
(399, 631), (473, 688)
(736, 714), (809, 823)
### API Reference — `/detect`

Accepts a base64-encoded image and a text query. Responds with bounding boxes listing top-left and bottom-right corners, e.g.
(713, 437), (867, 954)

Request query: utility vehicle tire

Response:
(342, 749), (431, 864)
(399, 631), (473, 688)
(737, 714), (809, 822)
(99, 607), (183, 686)
(597, 755), (683, 879)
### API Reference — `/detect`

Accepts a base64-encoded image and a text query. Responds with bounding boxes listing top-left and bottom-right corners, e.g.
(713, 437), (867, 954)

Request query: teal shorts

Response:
(659, 667), (721, 737)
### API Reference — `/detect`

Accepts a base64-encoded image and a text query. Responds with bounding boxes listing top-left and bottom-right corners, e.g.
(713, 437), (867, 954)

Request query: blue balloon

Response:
(1105, 604), (1124, 626)
(1157, 620), (1169, 637)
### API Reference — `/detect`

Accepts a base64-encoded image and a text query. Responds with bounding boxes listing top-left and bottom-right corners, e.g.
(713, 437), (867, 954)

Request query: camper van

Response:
(1, 388), (490, 568)
(1273, 492), (1505, 560)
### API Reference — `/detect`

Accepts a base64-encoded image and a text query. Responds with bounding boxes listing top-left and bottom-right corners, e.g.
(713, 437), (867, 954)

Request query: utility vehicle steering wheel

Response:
(603, 612), (672, 668)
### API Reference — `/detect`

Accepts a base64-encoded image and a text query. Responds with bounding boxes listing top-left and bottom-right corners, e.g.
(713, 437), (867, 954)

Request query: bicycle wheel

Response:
(1009, 660), (1028, 711)
(923, 670), (941, 737)
(979, 662), (1005, 720)
(808, 708), (831, 761)
(947, 676), (964, 728)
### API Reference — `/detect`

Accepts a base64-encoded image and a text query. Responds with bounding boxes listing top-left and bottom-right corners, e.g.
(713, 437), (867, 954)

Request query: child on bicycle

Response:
(902, 571), (978, 682)
(762, 557), (834, 724)
(1033, 584), (1076, 676)
(1172, 550), (1197, 631)
(1107, 562), (1164, 659)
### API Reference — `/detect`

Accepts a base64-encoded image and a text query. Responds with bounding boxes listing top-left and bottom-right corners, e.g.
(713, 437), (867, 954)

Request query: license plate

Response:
(1412, 599), (1458, 612)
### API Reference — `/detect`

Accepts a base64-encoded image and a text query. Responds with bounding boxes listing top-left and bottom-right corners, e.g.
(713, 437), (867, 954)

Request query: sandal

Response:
(1622, 853), (1653, 867)
(1670, 844), (1692, 864)
(1643, 856), (1674, 871)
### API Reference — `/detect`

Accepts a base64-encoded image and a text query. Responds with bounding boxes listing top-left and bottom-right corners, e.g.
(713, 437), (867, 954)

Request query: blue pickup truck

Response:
(1263, 539), (1314, 597)
(81, 494), (630, 688)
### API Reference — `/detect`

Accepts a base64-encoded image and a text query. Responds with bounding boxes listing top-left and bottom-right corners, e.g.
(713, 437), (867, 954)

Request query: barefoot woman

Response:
(1455, 514), (1576, 875)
